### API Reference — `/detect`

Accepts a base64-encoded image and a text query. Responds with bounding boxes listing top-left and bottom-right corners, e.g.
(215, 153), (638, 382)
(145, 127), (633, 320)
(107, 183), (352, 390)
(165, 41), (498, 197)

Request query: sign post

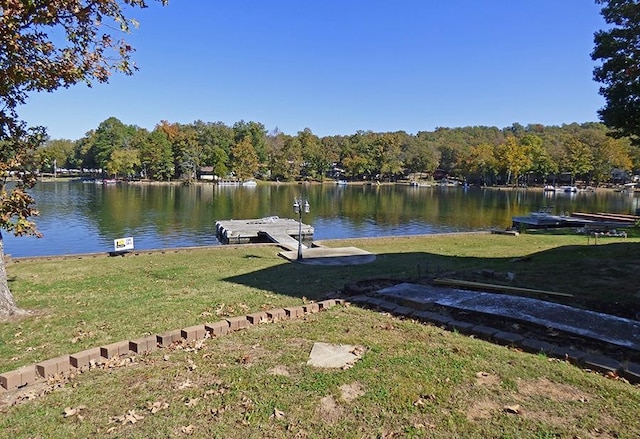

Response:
(112, 237), (134, 255)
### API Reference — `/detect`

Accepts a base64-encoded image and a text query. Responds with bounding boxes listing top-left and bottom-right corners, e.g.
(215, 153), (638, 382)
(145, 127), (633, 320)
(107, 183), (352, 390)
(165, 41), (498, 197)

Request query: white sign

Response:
(114, 237), (134, 252)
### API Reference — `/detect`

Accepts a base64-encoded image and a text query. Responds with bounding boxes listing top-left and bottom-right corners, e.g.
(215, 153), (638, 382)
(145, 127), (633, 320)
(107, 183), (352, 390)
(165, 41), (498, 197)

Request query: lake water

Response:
(3, 181), (639, 258)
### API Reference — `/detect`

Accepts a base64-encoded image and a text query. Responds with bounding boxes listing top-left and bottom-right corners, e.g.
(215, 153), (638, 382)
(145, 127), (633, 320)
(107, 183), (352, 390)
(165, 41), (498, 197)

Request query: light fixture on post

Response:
(293, 197), (310, 260)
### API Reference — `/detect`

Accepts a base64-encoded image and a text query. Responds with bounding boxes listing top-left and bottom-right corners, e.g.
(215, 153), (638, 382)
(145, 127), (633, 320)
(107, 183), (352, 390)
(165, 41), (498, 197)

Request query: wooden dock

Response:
(512, 211), (638, 231)
(215, 217), (314, 250)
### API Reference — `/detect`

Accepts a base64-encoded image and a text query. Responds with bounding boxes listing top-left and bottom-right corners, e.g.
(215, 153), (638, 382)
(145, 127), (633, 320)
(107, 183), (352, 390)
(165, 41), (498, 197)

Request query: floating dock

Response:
(215, 216), (314, 250)
(512, 211), (638, 231)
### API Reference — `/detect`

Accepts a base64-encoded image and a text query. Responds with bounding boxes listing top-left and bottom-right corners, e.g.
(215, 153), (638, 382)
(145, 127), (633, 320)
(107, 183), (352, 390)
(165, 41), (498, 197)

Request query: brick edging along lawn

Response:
(0, 299), (341, 391)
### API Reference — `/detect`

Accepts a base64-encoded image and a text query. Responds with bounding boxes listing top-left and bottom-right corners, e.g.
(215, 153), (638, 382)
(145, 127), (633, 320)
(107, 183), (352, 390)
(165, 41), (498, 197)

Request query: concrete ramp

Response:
(260, 231), (306, 252)
(279, 246), (376, 265)
(377, 283), (640, 351)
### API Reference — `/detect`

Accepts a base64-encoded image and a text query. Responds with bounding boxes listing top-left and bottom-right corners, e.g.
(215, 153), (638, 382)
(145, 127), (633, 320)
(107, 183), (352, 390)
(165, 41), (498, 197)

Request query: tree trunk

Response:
(0, 231), (25, 317)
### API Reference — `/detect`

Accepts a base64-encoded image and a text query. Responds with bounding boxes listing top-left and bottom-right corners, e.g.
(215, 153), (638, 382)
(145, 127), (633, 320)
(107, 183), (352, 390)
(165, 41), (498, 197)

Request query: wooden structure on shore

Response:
(215, 216), (313, 250)
(512, 210), (638, 231)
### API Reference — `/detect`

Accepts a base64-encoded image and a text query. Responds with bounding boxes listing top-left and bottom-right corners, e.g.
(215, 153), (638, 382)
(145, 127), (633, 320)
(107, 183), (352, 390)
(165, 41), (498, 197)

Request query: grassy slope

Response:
(1, 234), (640, 437)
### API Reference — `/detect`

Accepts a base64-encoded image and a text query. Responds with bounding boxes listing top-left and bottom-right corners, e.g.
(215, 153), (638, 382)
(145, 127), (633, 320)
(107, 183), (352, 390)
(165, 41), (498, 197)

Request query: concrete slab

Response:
(377, 283), (640, 352)
(279, 246), (376, 265)
(307, 342), (363, 368)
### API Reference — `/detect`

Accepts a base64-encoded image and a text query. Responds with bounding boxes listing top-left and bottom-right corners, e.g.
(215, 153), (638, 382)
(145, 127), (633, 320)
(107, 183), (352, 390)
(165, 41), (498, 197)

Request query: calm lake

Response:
(3, 181), (639, 258)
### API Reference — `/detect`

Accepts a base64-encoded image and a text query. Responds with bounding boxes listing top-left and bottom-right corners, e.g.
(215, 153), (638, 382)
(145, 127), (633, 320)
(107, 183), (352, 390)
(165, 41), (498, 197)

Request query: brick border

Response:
(0, 300), (340, 391)
(3, 296), (639, 391)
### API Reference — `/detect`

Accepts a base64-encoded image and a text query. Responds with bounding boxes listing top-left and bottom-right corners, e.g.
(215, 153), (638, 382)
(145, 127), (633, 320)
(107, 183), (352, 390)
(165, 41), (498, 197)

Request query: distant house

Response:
(611, 168), (630, 183)
(198, 166), (215, 181)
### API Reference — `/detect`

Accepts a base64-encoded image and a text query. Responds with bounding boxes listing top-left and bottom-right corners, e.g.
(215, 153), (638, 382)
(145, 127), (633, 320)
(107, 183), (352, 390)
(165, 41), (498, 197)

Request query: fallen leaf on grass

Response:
(211, 406), (228, 417)
(181, 425), (195, 434)
(270, 408), (286, 420)
(413, 422), (436, 429)
(176, 379), (194, 390)
(109, 410), (145, 425)
(186, 358), (197, 371)
(63, 405), (86, 419)
(414, 394), (436, 407)
(184, 398), (200, 407)
(147, 401), (169, 414)
(503, 404), (521, 414)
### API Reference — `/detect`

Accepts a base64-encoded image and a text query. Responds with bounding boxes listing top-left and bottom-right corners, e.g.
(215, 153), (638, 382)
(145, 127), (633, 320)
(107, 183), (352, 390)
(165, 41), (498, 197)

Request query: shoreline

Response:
(35, 177), (634, 193)
(7, 231), (492, 263)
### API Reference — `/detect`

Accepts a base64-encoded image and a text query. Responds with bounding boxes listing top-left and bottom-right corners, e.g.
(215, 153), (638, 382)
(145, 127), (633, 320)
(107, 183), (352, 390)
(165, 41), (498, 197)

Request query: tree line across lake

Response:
(37, 118), (639, 187)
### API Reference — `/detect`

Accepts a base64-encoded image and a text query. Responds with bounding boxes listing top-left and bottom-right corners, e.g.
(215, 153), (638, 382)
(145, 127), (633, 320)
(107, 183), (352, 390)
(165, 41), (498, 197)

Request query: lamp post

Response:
(293, 197), (310, 260)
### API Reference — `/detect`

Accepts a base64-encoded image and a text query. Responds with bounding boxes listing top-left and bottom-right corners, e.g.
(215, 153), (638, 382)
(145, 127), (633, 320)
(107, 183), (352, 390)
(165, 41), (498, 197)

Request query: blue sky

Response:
(20, 0), (606, 140)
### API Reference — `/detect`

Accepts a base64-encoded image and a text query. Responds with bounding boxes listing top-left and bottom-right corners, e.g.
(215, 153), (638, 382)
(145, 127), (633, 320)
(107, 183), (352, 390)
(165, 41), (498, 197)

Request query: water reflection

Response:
(3, 181), (638, 257)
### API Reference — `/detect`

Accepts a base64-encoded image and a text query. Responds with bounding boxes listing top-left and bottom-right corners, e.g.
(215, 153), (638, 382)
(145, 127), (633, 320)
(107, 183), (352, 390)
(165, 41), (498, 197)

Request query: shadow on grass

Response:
(224, 241), (640, 319)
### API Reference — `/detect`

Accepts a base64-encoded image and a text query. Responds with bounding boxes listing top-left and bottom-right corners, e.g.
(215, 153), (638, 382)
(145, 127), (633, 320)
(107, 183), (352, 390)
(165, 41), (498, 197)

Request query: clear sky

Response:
(19, 0), (607, 140)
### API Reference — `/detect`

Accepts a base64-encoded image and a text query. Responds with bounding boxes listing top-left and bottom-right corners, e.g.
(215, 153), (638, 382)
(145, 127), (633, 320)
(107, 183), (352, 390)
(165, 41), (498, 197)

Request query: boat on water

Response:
(560, 185), (578, 193)
(336, 179), (348, 186)
(410, 181), (432, 187)
(437, 179), (459, 187)
(217, 179), (241, 186)
(242, 180), (257, 187)
(543, 184), (556, 192)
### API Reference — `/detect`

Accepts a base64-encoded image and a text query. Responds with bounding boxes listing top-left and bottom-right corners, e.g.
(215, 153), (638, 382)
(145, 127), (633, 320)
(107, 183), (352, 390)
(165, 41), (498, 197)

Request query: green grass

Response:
(2, 233), (640, 437)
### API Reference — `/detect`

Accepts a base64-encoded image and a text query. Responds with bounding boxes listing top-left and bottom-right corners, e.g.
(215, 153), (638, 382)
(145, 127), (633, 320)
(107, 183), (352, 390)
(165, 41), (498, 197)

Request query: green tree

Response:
(92, 117), (137, 172)
(173, 125), (201, 182)
(210, 147), (229, 178)
(402, 134), (441, 176)
(342, 131), (377, 179)
(141, 128), (174, 180)
(265, 129), (287, 180)
(36, 139), (75, 172)
(580, 129), (632, 185)
(299, 128), (328, 180)
(233, 120), (267, 163)
(561, 136), (594, 183)
(195, 121), (234, 170)
(373, 133), (404, 181)
(0, 0), (166, 316)
(106, 148), (140, 178)
(592, 0), (640, 142)
(279, 135), (302, 181)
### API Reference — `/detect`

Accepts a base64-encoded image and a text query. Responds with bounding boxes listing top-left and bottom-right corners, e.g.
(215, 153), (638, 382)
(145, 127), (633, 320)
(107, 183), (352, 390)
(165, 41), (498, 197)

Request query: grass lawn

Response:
(1, 233), (640, 437)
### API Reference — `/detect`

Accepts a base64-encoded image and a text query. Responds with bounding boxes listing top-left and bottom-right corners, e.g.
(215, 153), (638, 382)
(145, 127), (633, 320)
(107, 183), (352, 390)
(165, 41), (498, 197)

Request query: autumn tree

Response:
(0, 0), (166, 317)
(463, 143), (497, 185)
(230, 137), (259, 180)
(495, 136), (532, 186)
